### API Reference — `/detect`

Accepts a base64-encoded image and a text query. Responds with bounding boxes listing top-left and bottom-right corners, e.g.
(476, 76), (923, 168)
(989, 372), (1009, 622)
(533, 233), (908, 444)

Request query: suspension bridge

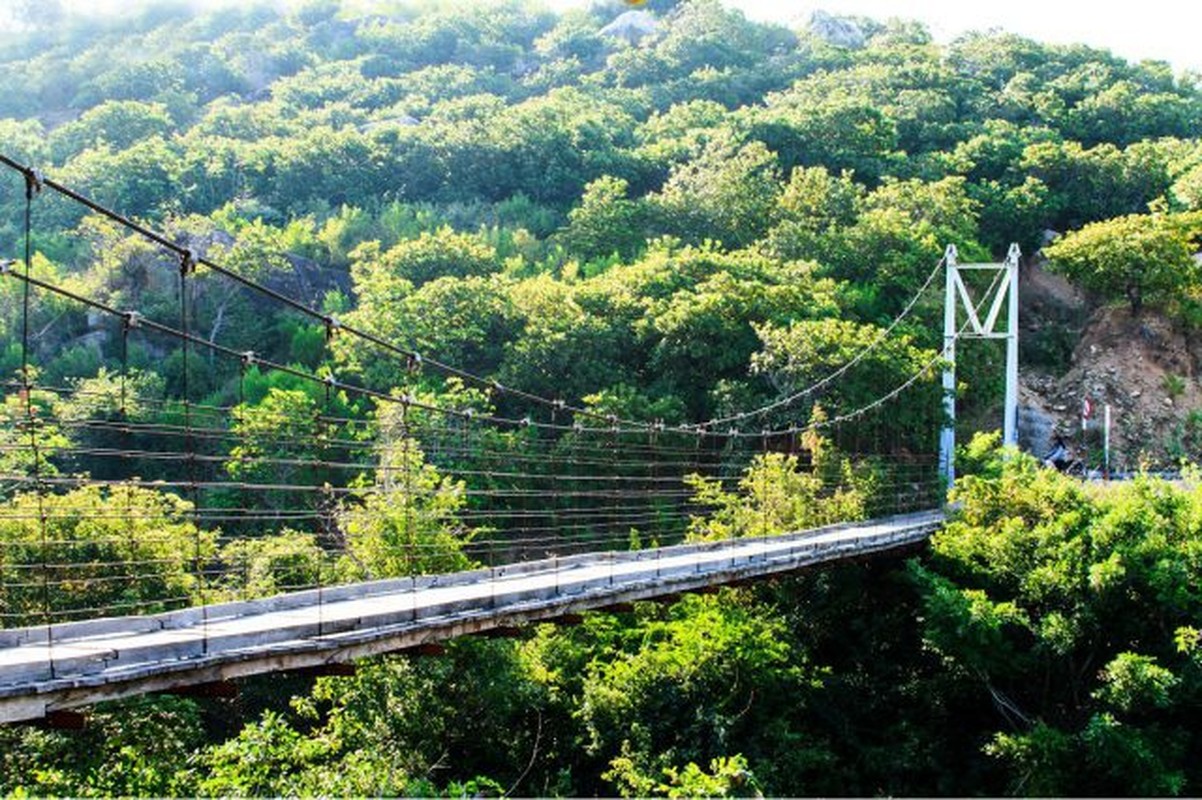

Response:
(0, 155), (1018, 723)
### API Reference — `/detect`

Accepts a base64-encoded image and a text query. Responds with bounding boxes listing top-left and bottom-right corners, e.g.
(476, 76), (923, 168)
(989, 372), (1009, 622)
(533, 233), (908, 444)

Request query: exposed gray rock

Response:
(807, 10), (866, 49)
(1019, 403), (1057, 456)
(73, 330), (109, 352)
(599, 10), (658, 45)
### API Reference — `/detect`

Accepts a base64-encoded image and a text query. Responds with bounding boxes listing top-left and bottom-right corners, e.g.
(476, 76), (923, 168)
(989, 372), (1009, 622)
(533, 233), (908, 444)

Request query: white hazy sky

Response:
(47, 0), (1202, 74)
(718, 0), (1202, 73)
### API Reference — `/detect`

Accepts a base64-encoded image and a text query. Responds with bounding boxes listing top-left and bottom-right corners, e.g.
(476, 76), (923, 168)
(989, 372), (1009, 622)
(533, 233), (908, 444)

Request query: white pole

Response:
(939, 244), (958, 487)
(1003, 243), (1021, 447)
(1104, 404), (1111, 479)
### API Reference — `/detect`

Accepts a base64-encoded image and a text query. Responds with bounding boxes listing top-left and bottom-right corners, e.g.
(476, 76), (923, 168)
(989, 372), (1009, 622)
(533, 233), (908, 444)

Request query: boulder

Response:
(807, 10), (866, 49)
(599, 10), (658, 45)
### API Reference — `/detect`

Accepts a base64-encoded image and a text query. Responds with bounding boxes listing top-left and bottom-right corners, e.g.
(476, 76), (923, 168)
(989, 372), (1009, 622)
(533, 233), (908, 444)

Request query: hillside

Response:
(1018, 252), (1202, 469)
(2, 0), (1202, 796)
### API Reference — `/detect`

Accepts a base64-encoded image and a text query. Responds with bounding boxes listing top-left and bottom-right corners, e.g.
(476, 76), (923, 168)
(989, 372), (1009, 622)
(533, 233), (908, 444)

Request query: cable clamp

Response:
(463, 408), (475, 419)
(325, 316), (341, 340)
(0, 259), (15, 275)
(180, 248), (198, 275)
(240, 350), (256, 366)
(123, 311), (143, 330)
(324, 374), (338, 387)
(520, 416), (532, 427)
(554, 399), (566, 411)
(401, 392), (415, 406)
(24, 168), (43, 196)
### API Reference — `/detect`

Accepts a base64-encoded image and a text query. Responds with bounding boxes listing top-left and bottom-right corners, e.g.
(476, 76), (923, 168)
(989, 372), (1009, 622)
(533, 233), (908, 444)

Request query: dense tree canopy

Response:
(2, 0), (1202, 795)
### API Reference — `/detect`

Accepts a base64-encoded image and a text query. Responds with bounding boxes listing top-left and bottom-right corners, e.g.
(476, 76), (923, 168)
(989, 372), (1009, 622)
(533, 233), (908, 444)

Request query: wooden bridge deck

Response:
(0, 509), (943, 723)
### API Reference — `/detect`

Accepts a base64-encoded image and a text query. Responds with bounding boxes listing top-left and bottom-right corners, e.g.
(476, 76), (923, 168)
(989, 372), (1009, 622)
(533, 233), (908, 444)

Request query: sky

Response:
(39, 0), (1202, 75)
(719, 0), (1202, 74)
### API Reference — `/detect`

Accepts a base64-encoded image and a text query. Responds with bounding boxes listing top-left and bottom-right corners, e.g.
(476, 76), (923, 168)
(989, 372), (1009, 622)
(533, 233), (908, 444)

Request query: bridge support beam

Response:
(940, 245), (958, 486)
(32, 709), (87, 730)
(1004, 244), (1020, 449)
(939, 243), (1021, 488)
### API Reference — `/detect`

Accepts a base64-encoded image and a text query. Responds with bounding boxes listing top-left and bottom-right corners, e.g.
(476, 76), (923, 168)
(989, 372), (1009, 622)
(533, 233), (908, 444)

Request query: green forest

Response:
(3, 0), (1202, 794)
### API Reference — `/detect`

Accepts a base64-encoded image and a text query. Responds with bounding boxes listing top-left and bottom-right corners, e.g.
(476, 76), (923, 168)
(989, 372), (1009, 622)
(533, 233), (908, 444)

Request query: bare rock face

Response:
(1018, 400), (1058, 458)
(1021, 305), (1199, 468)
(599, 10), (658, 45)
(807, 10), (866, 49)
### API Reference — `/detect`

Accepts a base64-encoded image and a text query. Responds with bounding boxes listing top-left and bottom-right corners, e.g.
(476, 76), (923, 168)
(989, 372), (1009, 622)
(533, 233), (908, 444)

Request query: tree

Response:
(686, 448), (868, 542)
(561, 175), (649, 261)
(652, 134), (781, 248)
(1018, 139), (1171, 231)
(0, 485), (213, 622)
(862, 176), (981, 248)
(1044, 212), (1201, 314)
(361, 227), (499, 288)
(193, 639), (545, 796)
(227, 388), (322, 483)
(482, 88), (638, 204)
(47, 101), (174, 164)
(336, 269), (521, 390)
(647, 264), (832, 417)
(0, 384), (70, 487)
(267, 126), (384, 211)
(749, 318), (942, 454)
(1170, 161), (1202, 211)
(49, 367), (165, 481)
(498, 274), (628, 405)
(774, 165), (863, 232)
(0, 695), (204, 797)
(219, 532), (326, 598)
(912, 452), (1202, 795)
(59, 137), (183, 221)
(339, 406), (474, 579)
(745, 84), (899, 181)
(574, 592), (803, 797)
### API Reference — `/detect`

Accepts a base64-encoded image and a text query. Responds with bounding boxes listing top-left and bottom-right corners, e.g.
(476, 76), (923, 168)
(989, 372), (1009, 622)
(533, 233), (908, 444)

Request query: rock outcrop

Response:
(807, 10), (866, 49)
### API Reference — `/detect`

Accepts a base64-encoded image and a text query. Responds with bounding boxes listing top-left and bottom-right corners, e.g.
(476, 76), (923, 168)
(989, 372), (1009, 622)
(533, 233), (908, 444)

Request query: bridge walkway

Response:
(0, 509), (942, 723)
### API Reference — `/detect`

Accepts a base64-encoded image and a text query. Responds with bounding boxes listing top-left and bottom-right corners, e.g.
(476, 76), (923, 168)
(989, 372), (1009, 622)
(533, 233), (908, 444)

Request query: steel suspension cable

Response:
(0, 155), (947, 442)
